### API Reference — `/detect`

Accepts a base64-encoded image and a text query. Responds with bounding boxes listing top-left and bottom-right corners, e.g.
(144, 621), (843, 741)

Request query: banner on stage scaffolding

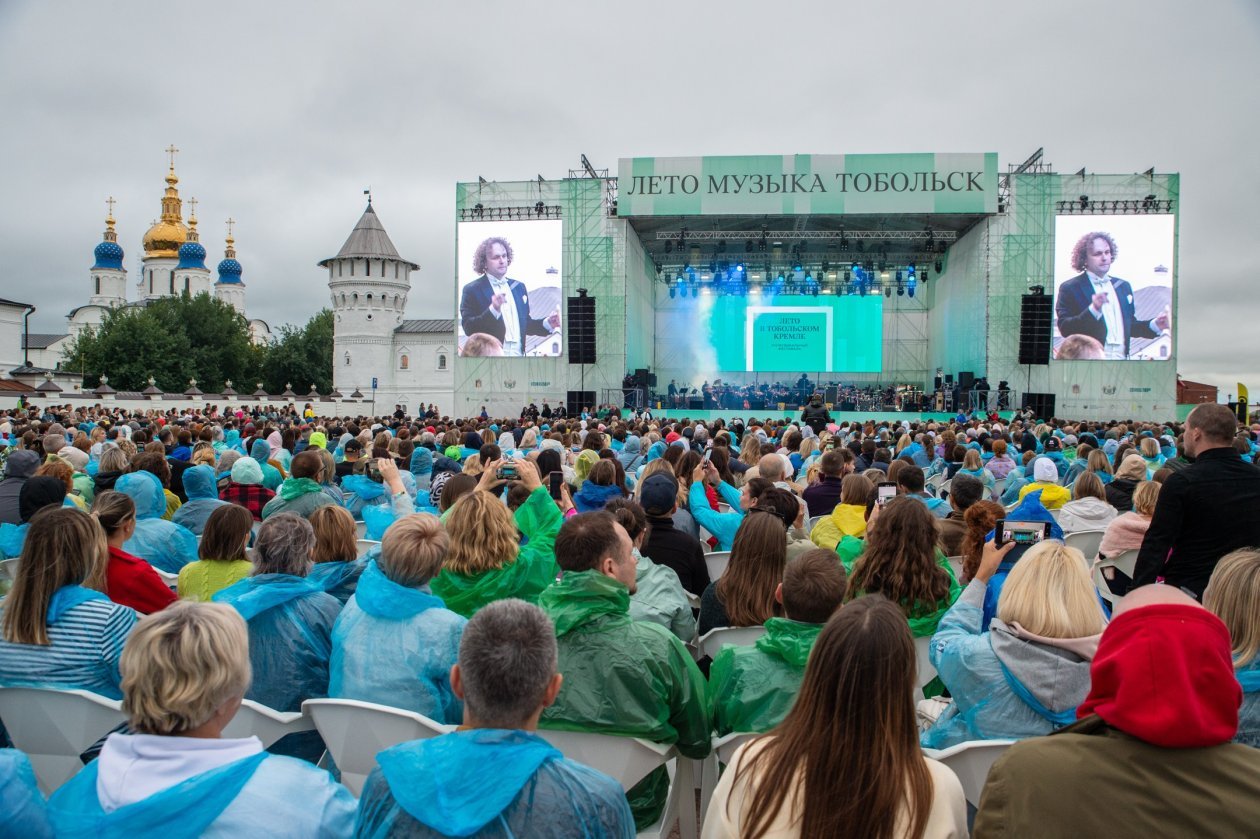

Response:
(616, 153), (998, 216)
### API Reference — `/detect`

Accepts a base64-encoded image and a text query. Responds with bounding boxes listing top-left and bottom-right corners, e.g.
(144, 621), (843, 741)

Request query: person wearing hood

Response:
(0, 476), (71, 558)
(212, 514), (341, 763)
(431, 459), (562, 617)
(616, 434), (644, 476)
(1104, 453), (1147, 512)
(46, 601), (356, 838)
(248, 439), (284, 492)
(116, 471), (198, 574)
(1016, 457), (1071, 509)
(459, 431), (482, 462)
(538, 512), (709, 831)
(974, 585), (1260, 838)
(170, 464), (229, 536)
(0, 749), (53, 838)
(330, 514), (466, 723)
(923, 540), (1104, 750)
(0, 449), (40, 525)
(408, 444), (433, 490)
(353, 599), (634, 838)
(218, 457), (275, 521)
(260, 451), (335, 521)
(266, 430), (291, 471)
(606, 498), (696, 643)
(1054, 472), (1118, 534)
(711, 550), (846, 736)
(571, 459), (627, 513)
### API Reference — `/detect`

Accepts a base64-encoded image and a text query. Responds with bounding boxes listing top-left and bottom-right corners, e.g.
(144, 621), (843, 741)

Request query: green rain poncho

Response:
(708, 617), (822, 736)
(431, 486), (562, 617)
(538, 570), (710, 831)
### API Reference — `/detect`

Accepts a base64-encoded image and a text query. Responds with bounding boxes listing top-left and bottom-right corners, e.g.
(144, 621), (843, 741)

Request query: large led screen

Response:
(456, 219), (563, 357)
(1053, 215), (1175, 361)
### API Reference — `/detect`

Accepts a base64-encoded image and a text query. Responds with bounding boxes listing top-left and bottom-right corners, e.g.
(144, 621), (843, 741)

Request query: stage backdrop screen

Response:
(1052, 214), (1175, 361)
(665, 294), (883, 373)
(456, 219), (563, 357)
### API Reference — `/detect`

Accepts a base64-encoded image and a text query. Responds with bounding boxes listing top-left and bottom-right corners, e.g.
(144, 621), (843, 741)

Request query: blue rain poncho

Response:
(687, 480), (744, 551)
(170, 465), (228, 536)
(354, 729), (634, 838)
(117, 472), (198, 574)
(212, 574), (341, 713)
(1236, 661), (1260, 748)
(309, 556), (369, 605)
(248, 440), (284, 492)
(0, 748), (53, 839)
(329, 560), (466, 723)
(572, 481), (625, 514)
(921, 579), (1093, 750)
(47, 750), (355, 839)
(409, 447), (433, 490)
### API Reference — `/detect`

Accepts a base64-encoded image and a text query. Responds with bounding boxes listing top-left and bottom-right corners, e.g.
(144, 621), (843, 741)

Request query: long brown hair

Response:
(846, 496), (950, 614)
(717, 512), (787, 626)
(731, 596), (934, 839)
(2, 507), (109, 645)
(960, 500), (1004, 582)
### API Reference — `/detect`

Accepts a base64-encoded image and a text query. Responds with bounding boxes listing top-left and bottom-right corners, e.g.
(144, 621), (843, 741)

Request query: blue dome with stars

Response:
(93, 240), (124, 270)
(177, 240), (207, 270)
(217, 257), (243, 283)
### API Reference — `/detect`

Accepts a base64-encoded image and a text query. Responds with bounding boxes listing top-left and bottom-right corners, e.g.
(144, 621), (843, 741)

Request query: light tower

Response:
(319, 196), (418, 396)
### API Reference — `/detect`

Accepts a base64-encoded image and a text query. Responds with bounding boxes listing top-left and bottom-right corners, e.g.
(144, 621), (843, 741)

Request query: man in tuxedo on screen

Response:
(1055, 231), (1170, 360)
(460, 236), (560, 356)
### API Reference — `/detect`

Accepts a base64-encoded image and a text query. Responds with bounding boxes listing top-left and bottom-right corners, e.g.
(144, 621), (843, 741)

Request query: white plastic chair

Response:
(0, 686), (126, 794)
(923, 739), (1016, 807)
(536, 730), (694, 839)
(1092, 549), (1139, 606)
(221, 698), (316, 749)
(698, 731), (758, 816)
(355, 538), (381, 557)
(805, 515), (825, 535)
(302, 698), (453, 795)
(696, 625), (766, 660)
(0, 557), (19, 582)
(914, 635), (938, 701)
(945, 555), (964, 581)
(153, 567), (179, 588)
(1063, 530), (1106, 563)
(925, 473), (945, 496)
(705, 551), (731, 581)
(354, 519), (367, 540)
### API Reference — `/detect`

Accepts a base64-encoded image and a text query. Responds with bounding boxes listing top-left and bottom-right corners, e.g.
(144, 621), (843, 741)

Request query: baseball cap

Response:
(640, 474), (679, 516)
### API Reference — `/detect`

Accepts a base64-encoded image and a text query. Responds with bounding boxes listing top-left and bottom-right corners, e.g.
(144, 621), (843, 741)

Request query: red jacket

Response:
(106, 545), (177, 614)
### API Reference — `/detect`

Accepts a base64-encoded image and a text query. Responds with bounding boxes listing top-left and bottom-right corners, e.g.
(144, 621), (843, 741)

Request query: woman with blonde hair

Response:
(0, 507), (137, 698)
(922, 539), (1105, 749)
(956, 448), (996, 499)
(1204, 549), (1260, 747)
(1085, 448), (1114, 484)
(846, 497), (961, 638)
(829, 472), (874, 539)
(698, 511), (788, 635)
(431, 459), (562, 617)
(1105, 454), (1148, 512)
(704, 596), (967, 838)
(307, 505), (367, 604)
(46, 601), (355, 836)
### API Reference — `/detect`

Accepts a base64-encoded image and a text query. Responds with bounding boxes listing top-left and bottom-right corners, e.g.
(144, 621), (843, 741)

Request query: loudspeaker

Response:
(567, 295), (596, 364)
(944, 373), (954, 385)
(566, 390), (596, 417)
(958, 371), (975, 390)
(1024, 392), (1057, 419)
(647, 373), (657, 387)
(1019, 294), (1054, 365)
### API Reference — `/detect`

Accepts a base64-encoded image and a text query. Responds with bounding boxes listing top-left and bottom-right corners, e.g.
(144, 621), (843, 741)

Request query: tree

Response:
(259, 308), (333, 394)
(63, 293), (262, 392)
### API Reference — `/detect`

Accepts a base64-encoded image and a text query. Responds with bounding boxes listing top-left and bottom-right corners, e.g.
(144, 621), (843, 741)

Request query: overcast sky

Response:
(1, 1), (1256, 395)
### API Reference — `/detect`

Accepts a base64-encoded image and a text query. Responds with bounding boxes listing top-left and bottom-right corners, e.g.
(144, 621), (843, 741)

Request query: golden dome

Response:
(142, 164), (188, 258)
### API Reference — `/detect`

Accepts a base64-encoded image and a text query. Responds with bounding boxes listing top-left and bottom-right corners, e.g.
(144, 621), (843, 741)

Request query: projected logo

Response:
(1052, 215), (1175, 362)
(456, 219), (563, 358)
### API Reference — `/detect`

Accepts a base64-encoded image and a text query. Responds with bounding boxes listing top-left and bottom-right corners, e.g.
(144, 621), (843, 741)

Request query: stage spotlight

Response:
(717, 239), (727, 253)
(665, 241), (673, 254)
(934, 260), (942, 273)
(735, 263), (744, 273)
(907, 286), (915, 298)
(669, 286), (676, 299)
(691, 283), (699, 298)
(709, 261), (717, 273)
(884, 285), (892, 297)
(844, 269), (851, 282)
(1078, 195), (1089, 210)
(895, 270), (903, 283)
(745, 240), (754, 252)
(792, 261), (802, 273)
(897, 285), (905, 296)
(777, 272), (786, 283)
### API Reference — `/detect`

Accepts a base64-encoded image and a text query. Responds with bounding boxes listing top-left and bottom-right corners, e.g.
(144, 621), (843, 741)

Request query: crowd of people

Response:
(1, 398), (1259, 837)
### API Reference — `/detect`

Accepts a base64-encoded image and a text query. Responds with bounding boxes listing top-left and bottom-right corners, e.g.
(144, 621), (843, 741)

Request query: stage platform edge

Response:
(648, 409), (1016, 425)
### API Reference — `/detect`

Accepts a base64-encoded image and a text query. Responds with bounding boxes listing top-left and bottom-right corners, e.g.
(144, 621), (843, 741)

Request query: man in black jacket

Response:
(0, 449), (39, 525)
(799, 395), (831, 436)
(1132, 403), (1260, 598)
(638, 473), (710, 597)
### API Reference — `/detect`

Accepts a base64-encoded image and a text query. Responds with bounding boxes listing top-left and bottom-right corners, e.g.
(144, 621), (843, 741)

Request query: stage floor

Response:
(650, 409), (1016, 425)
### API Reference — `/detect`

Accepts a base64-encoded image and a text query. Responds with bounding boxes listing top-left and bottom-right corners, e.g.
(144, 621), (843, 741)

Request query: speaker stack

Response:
(1019, 293), (1053, 365)
(567, 293), (596, 364)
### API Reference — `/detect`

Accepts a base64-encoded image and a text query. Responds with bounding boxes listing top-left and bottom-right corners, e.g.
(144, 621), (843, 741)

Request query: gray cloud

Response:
(1, 0), (1257, 397)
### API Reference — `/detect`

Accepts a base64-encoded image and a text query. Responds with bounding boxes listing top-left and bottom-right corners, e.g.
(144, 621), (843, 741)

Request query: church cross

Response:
(165, 144), (180, 169)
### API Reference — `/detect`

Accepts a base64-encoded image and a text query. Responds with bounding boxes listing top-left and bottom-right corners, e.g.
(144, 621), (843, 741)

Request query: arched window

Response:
(399, 354), (409, 370)
(367, 293), (373, 302)
(94, 276), (100, 294)
(350, 261), (355, 277)
(394, 263), (399, 279)
(169, 274), (175, 294)
(352, 293), (358, 303)
(344, 351), (351, 366)
(437, 354), (447, 370)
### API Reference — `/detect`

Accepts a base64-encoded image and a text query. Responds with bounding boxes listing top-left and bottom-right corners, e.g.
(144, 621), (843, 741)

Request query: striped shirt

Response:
(0, 599), (137, 699)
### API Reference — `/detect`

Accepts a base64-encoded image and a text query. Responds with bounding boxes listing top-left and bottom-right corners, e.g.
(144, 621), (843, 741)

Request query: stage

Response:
(648, 409), (1015, 426)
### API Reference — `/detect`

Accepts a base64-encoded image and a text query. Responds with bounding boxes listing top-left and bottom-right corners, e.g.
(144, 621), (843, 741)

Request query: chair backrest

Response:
(945, 555), (964, 581)
(0, 557), (18, 582)
(923, 739), (1016, 807)
(153, 566), (179, 588)
(713, 731), (757, 765)
(534, 729), (674, 791)
(303, 698), (453, 796)
(914, 635), (938, 700)
(705, 551), (731, 581)
(697, 625), (767, 660)
(805, 515), (825, 535)
(926, 473), (945, 495)
(1063, 530), (1106, 563)
(354, 519), (367, 540)
(0, 686), (126, 794)
(221, 698), (316, 749)
(1092, 549), (1139, 606)
(355, 538), (381, 557)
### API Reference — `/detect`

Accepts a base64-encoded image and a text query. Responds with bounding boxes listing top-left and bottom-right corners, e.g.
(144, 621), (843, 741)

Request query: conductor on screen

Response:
(1055, 231), (1170, 360)
(460, 237), (560, 356)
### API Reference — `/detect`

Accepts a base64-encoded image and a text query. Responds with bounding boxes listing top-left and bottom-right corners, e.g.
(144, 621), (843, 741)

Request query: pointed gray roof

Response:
(319, 203), (418, 269)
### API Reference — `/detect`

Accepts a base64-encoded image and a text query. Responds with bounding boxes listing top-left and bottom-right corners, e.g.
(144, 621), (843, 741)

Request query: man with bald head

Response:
(974, 585), (1260, 837)
(1132, 402), (1260, 598)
